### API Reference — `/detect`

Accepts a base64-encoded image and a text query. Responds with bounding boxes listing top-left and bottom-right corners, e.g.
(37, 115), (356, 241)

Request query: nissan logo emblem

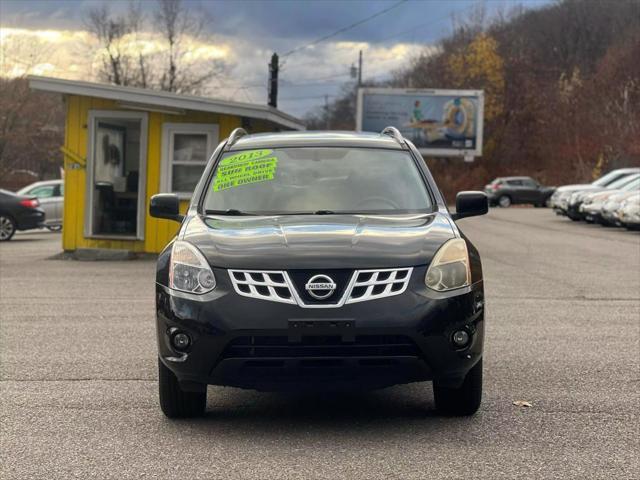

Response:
(305, 274), (337, 300)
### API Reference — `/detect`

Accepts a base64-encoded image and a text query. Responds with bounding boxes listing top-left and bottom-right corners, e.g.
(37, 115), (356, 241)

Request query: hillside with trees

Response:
(306, 0), (640, 199)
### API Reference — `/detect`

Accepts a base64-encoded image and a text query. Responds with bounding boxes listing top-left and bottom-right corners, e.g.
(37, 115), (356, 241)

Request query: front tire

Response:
(0, 215), (16, 241)
(46, 225), (62, 232)
(497, 195), (511, 208)
(158, 358), (206, 418)
(433, 359), (482, 416)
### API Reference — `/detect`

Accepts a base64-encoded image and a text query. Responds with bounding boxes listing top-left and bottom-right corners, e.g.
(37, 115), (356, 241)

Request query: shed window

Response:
(162, 123), (219, 198)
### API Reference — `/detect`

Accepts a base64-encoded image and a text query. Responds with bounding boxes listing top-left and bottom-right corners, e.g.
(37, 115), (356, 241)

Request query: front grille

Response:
(346, 268), (412, 304)
(228, 270), (296, 305)
(221, 335), (420, 360)
(227, 267), (413, 308)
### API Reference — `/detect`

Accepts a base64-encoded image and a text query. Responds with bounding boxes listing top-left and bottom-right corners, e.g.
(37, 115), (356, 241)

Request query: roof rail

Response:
(380, 126), (404, 144)
(227, 127), (248, 148)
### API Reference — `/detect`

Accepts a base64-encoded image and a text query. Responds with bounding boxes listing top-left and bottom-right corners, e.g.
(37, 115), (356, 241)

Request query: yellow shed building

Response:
(28, 76), (304, 255)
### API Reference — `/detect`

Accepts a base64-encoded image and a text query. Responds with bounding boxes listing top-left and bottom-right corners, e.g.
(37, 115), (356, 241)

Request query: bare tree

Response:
(154, 0), (222, 94)
(0, 36), (63, 183)
(83, 0), (223, 95)
(84, 2), (148, 87)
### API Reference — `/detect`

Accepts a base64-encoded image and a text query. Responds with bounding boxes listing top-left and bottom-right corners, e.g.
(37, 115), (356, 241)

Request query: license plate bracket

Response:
(287, 319), (355, 342)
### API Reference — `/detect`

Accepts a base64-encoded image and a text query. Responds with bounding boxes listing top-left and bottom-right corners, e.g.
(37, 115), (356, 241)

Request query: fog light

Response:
(172, 332), (191, 351)
(452, 330), (470, 348)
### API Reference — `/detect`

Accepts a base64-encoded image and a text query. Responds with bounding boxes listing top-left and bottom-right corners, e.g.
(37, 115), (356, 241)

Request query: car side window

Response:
(28, 185), (56, 198)
(522, 179), (538, 188)
(507, 180), (523, 186)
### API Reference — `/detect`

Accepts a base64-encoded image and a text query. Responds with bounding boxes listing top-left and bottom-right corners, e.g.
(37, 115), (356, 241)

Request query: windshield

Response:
(593, 170), (639, 187)
(608, 174), (640, 189)
(620, 177), (640, 191)
(202, 147), (432, 215)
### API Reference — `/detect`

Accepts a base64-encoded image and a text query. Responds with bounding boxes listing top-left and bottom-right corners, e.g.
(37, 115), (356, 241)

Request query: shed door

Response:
(86, 111), (148, 240)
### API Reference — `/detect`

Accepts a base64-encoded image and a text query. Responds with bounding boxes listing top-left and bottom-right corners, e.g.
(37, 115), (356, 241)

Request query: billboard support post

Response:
(356, 87), (484, 158)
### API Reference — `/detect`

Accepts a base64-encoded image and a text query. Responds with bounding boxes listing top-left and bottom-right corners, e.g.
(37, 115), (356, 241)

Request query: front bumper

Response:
(619, 208), (640, 228)
(566, 202), (584, 219)
(156, 266), (484, 391)
(484, 192), (497, 205)
(580, 203), (603, 222)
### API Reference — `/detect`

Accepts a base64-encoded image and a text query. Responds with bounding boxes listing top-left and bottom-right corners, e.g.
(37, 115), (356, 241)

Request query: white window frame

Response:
(161, 123), (219, 199)
(85, 110), (148, 241)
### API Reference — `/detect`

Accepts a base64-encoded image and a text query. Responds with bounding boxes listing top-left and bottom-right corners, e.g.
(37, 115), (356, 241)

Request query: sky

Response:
(0, 0), (550, 118)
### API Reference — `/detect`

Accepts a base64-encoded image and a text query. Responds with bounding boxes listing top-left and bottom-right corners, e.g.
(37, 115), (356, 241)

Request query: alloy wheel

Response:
(498, 196), (511, 208)
(0, 215), (16, 241)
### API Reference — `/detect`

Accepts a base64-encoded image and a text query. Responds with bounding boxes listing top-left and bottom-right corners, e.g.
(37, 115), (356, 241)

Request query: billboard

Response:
(356, 88), (484, 157)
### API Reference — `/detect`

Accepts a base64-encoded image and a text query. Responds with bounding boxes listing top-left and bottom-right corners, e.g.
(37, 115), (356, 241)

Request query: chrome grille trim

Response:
(228, 270), (296, 305)
(228, 267), (413, 308)
(346, 268), (413, 304)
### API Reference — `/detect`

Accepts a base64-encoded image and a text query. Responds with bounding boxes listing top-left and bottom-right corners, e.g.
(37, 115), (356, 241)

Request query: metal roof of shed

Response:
(28, 75), (305, 131)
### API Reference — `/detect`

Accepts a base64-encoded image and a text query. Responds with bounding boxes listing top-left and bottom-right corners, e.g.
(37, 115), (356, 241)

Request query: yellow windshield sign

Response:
(213, 149), (278, 191)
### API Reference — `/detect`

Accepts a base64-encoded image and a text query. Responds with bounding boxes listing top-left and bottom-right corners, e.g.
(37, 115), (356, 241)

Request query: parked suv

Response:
(150, 128), (488, 418)
(484, 176), (554, 207)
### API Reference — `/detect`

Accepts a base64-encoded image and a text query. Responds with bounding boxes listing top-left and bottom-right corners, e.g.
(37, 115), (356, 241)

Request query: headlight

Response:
(425, 238), (470, 291)
(169, 241), (216, 294)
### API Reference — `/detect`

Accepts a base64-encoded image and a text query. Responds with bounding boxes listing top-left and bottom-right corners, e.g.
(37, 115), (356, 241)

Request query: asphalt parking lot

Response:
(1, 209), (638, 479)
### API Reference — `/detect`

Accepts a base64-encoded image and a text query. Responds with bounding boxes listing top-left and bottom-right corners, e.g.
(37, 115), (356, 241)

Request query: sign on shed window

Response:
(162, 123), (219, 197)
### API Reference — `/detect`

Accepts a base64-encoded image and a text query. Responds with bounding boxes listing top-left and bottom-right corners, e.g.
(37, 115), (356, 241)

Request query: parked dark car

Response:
(484, 176), (555, 208)
(0, 189), (46, 241)
(150, 128), (489, 418)
(17, 179), (64, 231)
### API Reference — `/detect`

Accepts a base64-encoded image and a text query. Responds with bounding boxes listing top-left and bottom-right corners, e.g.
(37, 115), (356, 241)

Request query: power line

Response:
(282, 2), (472, 72)
(279, 81), (347, 88)
(281, 72), (351, 84)
(280, 0), (409, 59)
(280, 94), (336, 101)
(375, 3), (471, 43)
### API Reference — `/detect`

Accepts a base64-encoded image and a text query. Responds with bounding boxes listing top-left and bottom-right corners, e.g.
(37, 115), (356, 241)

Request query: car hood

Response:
(608, 191), (640, 203)
(555, 184), (594, 193)
(582, 188), (615, 200)
(180, 212), (456, 269)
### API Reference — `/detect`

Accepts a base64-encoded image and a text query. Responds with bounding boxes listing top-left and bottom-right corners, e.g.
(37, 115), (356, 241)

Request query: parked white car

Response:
(17, 180), (63, 231)
(617, 193), (640, 230)
(579, 175), (640, 224)
(549, 167), (640, 216)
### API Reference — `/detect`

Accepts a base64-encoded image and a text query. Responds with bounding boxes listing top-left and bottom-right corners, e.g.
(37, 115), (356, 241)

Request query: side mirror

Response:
(150, 194), (183, 222)
(452, 191), (488, 220)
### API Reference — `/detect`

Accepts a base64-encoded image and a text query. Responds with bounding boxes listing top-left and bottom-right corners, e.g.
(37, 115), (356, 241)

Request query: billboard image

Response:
(357, 88), (484, 157)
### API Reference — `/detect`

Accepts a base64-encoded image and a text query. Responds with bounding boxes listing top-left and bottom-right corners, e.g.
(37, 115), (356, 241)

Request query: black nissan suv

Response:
(150, 127), (488, 418)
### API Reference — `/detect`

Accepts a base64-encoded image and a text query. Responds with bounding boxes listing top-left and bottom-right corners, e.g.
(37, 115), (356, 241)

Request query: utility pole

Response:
(324, 94), (330, 130)
(358, 50), (363, 88)
(268, 53), (279, 108)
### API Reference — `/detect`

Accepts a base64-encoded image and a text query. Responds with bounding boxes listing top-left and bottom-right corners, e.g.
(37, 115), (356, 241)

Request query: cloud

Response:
(0, 24), (431, 117)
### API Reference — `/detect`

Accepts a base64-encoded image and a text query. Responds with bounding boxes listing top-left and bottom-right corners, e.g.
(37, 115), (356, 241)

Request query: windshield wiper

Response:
(205, 209), (253, 216)
(205, 209), (366, 216)
(313, 210), (369, 215)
